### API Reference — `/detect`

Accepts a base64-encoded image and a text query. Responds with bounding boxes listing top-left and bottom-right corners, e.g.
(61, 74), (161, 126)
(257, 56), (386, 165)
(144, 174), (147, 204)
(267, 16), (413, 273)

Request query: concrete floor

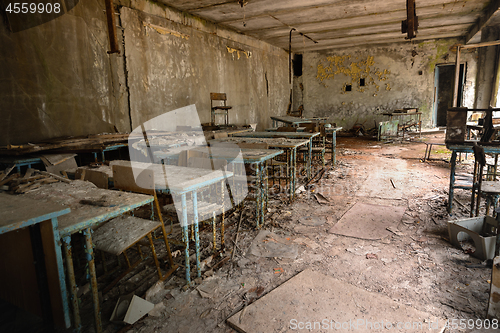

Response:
(76, 133), (495, 333)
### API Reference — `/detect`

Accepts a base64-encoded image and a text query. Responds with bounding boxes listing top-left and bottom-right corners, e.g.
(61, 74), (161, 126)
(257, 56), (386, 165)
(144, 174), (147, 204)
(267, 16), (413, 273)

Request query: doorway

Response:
(433, 63), (465, 127)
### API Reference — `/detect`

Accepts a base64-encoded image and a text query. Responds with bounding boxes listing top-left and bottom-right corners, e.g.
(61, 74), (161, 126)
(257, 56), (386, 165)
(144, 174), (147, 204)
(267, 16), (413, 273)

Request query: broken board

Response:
(227, 269), (445, 333)
(328, 202), (406, 240)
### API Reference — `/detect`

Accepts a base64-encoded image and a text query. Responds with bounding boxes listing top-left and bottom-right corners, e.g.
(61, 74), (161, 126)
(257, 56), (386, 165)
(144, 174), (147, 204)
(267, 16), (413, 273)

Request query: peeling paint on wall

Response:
(316, 55), (390, 93)
(143, 22), (190, 40)
(226, 46), (251, 60)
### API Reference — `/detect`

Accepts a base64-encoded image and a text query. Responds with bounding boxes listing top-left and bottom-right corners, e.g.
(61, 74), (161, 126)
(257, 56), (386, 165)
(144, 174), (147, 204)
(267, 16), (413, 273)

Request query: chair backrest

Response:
(112, 164), (155, 195)
(177, 149), (206, 167)
(213, 132), (228, 139)
(210, 93), (227, 101)
(75, 168), (109, 189)
(188, 157), (227, 171)
(299, 123), (316, 132)
(210, 93), (227, 108)
(277, 126), (297, 132)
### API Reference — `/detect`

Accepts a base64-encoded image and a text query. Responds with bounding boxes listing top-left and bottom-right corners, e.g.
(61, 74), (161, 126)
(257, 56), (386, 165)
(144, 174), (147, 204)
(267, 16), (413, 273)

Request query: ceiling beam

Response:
(465, 0), (500, 44)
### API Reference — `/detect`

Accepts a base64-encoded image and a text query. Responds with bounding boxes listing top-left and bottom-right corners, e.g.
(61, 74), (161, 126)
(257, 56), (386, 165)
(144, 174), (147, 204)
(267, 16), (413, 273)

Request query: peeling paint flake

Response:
(226, 46), (251, 59)
(143, 22), (189, 40)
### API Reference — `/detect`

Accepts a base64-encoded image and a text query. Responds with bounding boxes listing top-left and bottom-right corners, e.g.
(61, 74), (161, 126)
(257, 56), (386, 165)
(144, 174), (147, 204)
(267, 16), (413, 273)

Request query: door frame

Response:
(433, 62), (466, 127)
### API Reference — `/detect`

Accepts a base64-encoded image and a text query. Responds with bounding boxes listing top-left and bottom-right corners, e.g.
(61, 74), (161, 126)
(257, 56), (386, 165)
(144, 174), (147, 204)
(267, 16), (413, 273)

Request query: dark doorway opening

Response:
(434, 63), (465, 127)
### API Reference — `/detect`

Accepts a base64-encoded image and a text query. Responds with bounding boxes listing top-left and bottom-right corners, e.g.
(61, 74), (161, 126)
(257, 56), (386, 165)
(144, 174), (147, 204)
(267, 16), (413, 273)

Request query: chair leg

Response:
(147, 234), (163, 280)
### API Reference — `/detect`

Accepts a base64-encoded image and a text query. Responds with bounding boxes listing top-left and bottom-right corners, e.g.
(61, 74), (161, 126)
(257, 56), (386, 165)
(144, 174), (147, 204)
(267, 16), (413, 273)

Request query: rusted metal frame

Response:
(192, 191), (201, 278)
(181, 194), (191, 284)
(147, 234), (163, 280)
(83, 228), (102, 333)
(332, 130), (337, 165)
(212, 211), (217, 253)
(254, 162), (261, 228)
(63, 236), (80, 332)
(104, 0), (119, 54)
(49, 217), (72, 328)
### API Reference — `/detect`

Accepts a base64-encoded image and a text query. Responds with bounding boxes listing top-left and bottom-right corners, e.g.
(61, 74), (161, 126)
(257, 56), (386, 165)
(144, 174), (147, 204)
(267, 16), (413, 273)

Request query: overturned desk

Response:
(381, 111), (422, 137)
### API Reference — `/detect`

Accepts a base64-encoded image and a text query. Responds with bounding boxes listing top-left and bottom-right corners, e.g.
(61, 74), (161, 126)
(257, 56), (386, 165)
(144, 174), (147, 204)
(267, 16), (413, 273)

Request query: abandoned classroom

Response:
(2, 0), (500, 332)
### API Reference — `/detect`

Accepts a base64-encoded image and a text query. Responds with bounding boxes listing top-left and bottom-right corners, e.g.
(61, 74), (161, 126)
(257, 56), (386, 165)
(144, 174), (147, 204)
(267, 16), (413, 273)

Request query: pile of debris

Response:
(0, 166), (71, 194)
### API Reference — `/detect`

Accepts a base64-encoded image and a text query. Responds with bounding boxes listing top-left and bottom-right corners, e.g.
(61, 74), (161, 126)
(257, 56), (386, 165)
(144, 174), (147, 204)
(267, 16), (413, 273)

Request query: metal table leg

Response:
(63, 236), (80, 331)
(332, 131), (337, 166)
(448, 151), (458, 213)
(181, 194), (190, 284)
(83, 228), (102, 333)
(192, 191), (201, 278)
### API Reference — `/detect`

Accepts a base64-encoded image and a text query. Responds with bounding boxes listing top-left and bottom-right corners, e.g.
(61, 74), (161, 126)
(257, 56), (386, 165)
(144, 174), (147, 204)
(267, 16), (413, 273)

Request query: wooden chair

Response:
(471, 144), (500, 217)
(210, 93), (232, 126)
(92, 165), (177, 290)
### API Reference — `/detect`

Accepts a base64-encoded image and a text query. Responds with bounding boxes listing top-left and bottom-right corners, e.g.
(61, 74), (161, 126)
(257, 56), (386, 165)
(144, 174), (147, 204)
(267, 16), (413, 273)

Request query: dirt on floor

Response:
(85, 132), (496, 333)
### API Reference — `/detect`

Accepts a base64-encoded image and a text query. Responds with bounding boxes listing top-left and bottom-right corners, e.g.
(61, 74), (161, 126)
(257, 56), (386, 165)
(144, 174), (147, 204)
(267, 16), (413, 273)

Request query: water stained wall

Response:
(0, 0), (289, 145)
(298, 39), (477, 130)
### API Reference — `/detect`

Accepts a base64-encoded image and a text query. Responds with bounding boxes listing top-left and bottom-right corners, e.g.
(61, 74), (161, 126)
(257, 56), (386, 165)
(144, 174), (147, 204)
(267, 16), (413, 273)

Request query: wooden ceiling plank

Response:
(465, 0), (500, 44)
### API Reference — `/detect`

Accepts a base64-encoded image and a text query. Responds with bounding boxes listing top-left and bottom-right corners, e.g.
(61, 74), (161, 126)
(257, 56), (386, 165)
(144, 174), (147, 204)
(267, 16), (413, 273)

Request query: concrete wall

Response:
(0, 0), (289, 145)
(296, 39), (478, 130)
(0, 0), (129, 146)
(119, 1), (289, 132)
(474, 26), (500, 109)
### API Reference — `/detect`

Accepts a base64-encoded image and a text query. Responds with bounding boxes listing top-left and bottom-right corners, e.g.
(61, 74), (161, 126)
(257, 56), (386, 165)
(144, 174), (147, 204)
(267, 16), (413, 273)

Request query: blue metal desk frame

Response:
(24, 186), (154, 333)
(447, 144), (500, 213)
(231, 132), (317, 179)
(209, 137), (309, 201)
(188, 147), (284, 227)
(270, 115), (328, 128)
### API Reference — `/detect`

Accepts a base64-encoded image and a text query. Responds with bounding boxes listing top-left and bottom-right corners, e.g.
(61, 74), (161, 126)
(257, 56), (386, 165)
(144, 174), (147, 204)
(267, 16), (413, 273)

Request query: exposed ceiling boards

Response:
(158, 0), (498, 52)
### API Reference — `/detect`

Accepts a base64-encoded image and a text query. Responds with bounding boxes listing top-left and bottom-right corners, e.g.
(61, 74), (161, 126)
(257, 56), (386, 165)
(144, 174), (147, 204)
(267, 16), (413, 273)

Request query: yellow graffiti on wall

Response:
(316, 55), (390, 93)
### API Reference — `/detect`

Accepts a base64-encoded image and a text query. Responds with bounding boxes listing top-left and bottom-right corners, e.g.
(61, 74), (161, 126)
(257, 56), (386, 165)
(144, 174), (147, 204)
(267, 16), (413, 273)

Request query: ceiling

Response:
(158, 0), (499, 52)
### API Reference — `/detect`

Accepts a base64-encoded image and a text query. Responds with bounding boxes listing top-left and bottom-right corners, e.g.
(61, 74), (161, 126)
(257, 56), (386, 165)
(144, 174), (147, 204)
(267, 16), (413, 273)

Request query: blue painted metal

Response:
(51, 217), (71, 328)
(181, 194), (190, 284)
(192, 191), (201, 277)
(63, 236), (80, 331)
(0, 208), (71, 235)
(58, 197), (153, 237)
(83, 228), (102, 333)
(0, 156), (44, 174)
(447, 145), (500, 213)
(270, 115), (327, 127)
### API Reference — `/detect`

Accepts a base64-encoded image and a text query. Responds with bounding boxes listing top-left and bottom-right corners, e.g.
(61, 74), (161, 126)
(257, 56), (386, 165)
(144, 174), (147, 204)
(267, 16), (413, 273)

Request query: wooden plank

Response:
(93, 216), (160, 255)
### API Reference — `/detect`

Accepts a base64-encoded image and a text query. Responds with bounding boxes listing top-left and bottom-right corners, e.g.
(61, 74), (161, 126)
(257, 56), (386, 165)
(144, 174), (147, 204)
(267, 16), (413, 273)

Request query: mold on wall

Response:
(300, 39), (477, 130)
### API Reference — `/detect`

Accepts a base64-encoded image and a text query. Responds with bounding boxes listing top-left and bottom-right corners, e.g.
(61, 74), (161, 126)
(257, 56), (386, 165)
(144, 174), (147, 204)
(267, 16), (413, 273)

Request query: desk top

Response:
(0, 193), (71, 234)
(209, 137), (309, 149)
(22, 181), (153, 237)
(189, 147), (284, 163)
(231, 131), (320, 139)
(270, 116), (328, 125)
(112, 160), (233, 194)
